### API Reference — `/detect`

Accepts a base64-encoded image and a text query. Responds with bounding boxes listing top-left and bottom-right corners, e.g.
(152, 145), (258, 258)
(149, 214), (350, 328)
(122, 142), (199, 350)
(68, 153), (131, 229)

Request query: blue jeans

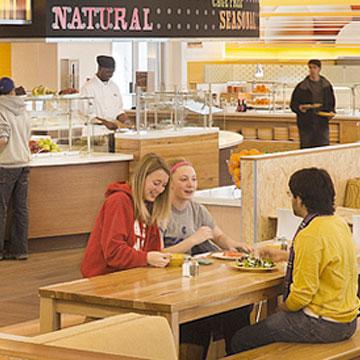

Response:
(0, 167), (30, 258)
(230, 309), (357, 354)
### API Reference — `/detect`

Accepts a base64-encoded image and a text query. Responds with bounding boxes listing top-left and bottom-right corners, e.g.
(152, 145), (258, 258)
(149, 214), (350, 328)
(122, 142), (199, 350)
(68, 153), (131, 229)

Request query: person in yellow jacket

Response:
(230, 168), (360, 354)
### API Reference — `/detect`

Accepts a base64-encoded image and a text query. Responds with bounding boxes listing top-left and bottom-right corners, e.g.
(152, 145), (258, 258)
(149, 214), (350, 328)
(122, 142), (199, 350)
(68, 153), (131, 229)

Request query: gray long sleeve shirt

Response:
(0, 96), (31, 167)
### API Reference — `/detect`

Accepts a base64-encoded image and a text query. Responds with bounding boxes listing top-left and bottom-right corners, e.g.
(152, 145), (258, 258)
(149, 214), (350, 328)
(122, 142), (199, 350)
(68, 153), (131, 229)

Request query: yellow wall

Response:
(0, 43), (11, 78)
(225, 44), (360, 60)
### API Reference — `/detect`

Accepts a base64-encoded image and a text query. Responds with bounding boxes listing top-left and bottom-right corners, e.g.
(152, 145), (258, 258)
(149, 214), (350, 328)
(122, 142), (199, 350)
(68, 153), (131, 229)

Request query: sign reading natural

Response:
(46, 0), (259, 38)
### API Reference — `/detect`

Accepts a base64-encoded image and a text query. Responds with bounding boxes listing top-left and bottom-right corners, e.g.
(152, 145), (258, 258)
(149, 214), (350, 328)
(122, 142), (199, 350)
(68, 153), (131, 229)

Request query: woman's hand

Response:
(147, 252), (171, 267)
(190, 226), (214, 246)
(227, 240), (253, 254)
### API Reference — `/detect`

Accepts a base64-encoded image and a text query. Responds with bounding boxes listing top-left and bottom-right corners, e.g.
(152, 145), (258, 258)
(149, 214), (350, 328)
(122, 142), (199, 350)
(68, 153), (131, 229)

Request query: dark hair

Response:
(308, 59), (321, 69)
(288, 168), (335, 215)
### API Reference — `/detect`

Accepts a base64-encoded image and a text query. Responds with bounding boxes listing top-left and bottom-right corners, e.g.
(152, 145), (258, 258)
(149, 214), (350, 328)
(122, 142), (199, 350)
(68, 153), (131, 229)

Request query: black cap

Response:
(96, 55), (115, 69)
(308, 59), (321, 68)
(0, 77), (15, 95)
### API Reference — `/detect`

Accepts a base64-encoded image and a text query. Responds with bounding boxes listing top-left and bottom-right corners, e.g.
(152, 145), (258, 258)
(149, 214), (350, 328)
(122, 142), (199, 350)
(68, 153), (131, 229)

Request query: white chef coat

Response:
(80, 75), (124, 120)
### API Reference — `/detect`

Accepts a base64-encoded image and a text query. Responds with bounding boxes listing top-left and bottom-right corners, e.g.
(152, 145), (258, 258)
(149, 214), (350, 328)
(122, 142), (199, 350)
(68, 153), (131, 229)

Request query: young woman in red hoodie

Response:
(81, 153), (171, 277)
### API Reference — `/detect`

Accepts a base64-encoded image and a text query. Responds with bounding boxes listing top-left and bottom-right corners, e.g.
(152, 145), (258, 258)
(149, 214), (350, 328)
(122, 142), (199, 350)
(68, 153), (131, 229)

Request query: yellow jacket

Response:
(285, 215), (360, 322)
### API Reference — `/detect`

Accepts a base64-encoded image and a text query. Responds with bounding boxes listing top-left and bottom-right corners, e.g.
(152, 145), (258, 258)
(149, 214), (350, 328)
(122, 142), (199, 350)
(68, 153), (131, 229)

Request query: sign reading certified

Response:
(46, 0), (259, 38)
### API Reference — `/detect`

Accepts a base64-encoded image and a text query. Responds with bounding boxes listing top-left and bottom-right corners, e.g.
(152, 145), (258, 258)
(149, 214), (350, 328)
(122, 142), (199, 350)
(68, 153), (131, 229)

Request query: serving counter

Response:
(115, 127), (219, 189)
(28, 153), (133, 241)
(209, 111), (360, 152)
(125, 110), (360, 153)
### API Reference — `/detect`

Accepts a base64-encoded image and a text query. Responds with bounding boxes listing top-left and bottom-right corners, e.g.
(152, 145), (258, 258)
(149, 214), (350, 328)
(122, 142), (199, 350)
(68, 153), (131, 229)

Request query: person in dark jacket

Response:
(290, 59), (335, 149)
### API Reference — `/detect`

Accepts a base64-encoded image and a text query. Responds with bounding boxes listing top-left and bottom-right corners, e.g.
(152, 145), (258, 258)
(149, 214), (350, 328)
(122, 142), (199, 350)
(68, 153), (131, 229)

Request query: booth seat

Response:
(0, 313), (177, 360)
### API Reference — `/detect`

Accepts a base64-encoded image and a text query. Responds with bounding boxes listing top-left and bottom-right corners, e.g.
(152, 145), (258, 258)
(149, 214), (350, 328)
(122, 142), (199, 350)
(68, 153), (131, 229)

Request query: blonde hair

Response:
(131, 153), (171, 226)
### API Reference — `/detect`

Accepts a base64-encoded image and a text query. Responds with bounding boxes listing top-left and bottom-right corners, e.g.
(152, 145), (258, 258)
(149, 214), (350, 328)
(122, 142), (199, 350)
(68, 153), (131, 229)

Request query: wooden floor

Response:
(0, 248), (83, 327)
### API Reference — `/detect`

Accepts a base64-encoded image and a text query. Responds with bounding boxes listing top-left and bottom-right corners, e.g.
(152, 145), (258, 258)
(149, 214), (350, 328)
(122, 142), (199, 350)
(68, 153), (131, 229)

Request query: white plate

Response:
(211, 252), (246, 260)
(32, 94), (54, 99)
(229, 262), (277, 272)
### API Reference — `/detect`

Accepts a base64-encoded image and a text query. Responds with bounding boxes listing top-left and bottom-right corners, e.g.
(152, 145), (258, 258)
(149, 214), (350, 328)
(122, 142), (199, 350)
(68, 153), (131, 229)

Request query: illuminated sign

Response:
(46, 0), (259, 38)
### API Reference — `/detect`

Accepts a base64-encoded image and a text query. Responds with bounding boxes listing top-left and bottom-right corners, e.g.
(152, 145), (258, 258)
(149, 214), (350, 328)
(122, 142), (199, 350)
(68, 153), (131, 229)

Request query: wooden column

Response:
(116, 133), (219, 189)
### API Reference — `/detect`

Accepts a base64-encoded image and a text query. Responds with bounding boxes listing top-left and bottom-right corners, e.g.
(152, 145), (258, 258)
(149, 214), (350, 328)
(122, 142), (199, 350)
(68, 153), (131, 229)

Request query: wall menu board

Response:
(0, 0), (32, 24)
(45, 0), (259, 38)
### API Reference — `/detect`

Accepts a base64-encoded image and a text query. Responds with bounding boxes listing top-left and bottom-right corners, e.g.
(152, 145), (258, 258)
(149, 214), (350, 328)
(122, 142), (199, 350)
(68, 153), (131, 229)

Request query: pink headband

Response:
(170, 161), (192, 174)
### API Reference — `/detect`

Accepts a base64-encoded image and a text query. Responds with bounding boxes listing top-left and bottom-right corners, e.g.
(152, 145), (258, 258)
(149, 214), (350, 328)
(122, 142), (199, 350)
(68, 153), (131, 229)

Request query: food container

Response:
(169, 253), (186, 267)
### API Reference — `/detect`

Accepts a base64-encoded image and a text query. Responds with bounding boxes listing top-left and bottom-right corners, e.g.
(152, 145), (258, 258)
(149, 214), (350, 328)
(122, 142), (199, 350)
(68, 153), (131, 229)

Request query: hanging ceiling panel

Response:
(258, 3), (360, 44)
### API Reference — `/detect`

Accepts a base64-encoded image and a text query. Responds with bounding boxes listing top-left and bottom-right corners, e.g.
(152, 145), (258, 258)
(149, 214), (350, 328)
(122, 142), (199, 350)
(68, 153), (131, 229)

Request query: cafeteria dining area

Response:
(2, 0), (360, 359)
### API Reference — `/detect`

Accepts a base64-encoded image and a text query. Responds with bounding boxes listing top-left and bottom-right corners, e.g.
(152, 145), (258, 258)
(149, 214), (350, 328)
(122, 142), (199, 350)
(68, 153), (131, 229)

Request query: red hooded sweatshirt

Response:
(81, 182), (162, 278)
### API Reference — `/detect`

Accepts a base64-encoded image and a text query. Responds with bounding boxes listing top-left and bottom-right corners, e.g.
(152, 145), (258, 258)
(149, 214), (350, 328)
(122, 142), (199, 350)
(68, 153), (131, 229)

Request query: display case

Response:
(25, 95), (103, 155)
(247, 81), (285, 112)
(134, 88), (219, 131)
(198, 81), (286, 113)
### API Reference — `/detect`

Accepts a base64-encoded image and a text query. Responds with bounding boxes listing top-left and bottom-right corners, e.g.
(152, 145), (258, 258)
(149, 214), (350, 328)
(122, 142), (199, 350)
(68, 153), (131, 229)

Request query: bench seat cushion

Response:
(30, 313), (177, 360)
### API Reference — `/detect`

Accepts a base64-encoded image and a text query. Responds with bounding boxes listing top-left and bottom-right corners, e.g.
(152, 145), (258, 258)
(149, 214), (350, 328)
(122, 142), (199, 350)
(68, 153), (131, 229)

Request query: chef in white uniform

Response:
(81, 55), (131, 130)
(81, 55), (131, 151)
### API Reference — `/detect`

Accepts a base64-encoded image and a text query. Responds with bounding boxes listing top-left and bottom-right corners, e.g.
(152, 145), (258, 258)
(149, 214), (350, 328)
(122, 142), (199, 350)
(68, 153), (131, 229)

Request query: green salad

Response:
(235, 255), (274, 269)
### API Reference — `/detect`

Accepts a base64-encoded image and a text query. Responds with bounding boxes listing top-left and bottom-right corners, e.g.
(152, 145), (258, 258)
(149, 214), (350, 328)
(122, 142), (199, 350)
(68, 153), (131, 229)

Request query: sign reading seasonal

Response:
(46, 0), (259, 38)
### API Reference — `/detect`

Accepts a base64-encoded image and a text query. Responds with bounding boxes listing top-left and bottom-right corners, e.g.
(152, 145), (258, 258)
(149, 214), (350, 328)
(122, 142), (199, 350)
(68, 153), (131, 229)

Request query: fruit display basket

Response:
(25, 95), (97, 154)
(227, 148), (263, 188)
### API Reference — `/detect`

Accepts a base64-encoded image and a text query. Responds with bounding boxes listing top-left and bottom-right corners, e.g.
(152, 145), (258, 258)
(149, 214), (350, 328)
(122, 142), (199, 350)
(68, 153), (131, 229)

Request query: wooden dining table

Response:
(39, 259), (285, 351)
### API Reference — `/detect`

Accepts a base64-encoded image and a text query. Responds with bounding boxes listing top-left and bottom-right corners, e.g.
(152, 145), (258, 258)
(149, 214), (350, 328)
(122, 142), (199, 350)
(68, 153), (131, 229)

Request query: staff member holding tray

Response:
(290, 59), (335, 149)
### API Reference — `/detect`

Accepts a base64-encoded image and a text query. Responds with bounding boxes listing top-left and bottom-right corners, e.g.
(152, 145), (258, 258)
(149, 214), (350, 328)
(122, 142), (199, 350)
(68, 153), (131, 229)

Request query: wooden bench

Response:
(0, 313), (176, 360)
(226, 319), (360, 360)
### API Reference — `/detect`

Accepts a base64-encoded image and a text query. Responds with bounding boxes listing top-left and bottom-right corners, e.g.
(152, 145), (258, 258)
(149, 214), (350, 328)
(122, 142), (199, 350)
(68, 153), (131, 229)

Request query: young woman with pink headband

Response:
(163, 159), (251, 256)
(162, 158), (252, 360)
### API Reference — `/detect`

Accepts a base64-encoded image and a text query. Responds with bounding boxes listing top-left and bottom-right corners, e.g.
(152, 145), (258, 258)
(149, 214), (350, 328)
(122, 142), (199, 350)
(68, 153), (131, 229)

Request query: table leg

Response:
(164, 312), (180, 355)
(40, 297), (60, 333)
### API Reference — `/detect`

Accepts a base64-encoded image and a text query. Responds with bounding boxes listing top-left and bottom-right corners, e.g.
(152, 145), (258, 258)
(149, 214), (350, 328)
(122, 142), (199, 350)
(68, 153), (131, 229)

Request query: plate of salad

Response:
(230, 255), (276, 272)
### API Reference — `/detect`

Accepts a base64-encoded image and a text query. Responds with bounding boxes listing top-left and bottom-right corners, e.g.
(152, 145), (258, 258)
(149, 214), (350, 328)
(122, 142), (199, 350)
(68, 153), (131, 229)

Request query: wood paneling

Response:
(116, 133), (219, 189)
(12, 42), (58, 91)
(203, 205), (242, 242)
(29, 162), (129, 238)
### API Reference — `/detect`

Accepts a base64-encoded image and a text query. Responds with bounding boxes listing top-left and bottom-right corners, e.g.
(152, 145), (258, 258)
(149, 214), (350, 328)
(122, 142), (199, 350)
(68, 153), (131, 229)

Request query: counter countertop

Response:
(114, 127), (219, 140)
(114, 127), (241, 149)
(195, 185), (242, 207)
(125, 109), (360, 121)
(213, 111), (360, 121)
(30, 152), (133, 167)
(219, 130), (243, 149)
